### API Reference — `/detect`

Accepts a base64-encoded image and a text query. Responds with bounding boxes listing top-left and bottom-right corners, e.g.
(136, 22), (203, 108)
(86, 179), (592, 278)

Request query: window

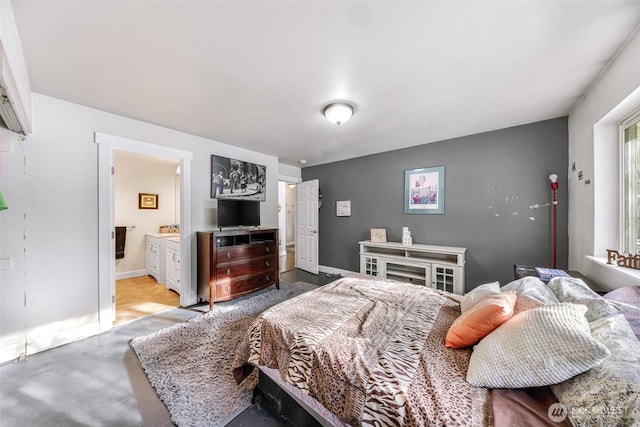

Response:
(622, 112), (640, 254)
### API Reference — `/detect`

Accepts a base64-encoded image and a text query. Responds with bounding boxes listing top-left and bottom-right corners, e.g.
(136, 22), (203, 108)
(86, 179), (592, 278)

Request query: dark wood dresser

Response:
(197, 228), (279, 309)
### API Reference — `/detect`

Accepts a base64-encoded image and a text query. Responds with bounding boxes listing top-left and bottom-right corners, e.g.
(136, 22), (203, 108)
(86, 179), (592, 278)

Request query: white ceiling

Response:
(11, 1), (640, 167)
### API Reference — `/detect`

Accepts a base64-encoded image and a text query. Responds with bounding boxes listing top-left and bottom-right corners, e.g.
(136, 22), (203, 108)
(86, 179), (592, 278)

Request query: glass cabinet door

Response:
(432, 264), (455, 293)
(364, 256), (379, 276)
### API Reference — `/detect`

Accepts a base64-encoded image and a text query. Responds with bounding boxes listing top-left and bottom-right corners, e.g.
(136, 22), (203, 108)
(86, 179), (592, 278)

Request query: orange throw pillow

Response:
(445, 292), (517, 348)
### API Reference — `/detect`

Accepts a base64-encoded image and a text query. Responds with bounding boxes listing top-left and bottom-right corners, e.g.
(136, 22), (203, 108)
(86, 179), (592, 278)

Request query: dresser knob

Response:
(266, 275), (269, 281)
(227, 286), (231, 292)
(265, 261), (269, 267)
(265, 247), (270, 252)
(226, 252), (232, 259)
(226, 269), (231, 275)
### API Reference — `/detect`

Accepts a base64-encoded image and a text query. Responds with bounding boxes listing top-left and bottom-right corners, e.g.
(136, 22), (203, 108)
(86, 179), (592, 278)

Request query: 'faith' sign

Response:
(606, 249), (640, 270)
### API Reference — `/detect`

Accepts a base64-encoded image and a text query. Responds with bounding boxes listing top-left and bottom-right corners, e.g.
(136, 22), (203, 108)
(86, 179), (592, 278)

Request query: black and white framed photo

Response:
(211, 155), (266, 201)
(404, 166), (445, 214)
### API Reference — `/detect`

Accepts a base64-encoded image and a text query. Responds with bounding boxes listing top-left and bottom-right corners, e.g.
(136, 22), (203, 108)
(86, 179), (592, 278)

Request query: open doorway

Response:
(278, 180), (298, 273)
(96, 131), (194, 332)
(113, 150), (180, 325)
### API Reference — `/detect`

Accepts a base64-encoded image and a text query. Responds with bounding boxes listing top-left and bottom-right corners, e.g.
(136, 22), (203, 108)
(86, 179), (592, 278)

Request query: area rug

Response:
(130, 281), (319, 427)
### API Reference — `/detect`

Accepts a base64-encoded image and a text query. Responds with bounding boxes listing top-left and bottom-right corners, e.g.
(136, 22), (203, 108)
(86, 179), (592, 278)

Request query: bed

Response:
(233, 274), (640, 426)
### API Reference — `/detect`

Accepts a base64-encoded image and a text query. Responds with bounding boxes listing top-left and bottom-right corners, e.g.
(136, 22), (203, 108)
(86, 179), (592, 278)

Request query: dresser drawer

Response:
(216, 242), (276, 262)
(215, 273), (275, 300)
(216, 256), (275, 279)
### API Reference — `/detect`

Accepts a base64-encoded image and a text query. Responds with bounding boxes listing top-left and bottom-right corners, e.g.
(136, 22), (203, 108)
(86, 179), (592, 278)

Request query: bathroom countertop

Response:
(146, 232), (181, 238)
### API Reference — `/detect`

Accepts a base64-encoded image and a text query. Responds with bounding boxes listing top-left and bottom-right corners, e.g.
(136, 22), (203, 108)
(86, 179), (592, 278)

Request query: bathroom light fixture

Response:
(0, 190), (8, 211)
(323, 102), (354, 126)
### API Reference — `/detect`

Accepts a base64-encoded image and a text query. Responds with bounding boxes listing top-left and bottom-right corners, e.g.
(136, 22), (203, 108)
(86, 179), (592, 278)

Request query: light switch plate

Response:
(0, 258), (12, 270)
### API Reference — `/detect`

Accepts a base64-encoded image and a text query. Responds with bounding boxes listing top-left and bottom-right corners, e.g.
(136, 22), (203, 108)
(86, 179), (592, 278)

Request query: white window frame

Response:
(620, 109), (640, 254)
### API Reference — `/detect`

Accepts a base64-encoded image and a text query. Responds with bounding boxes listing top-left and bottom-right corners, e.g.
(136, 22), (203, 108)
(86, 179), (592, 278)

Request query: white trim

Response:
(585, 255), (640, 291)
(621, 108), (640, 127)
(619, 111), (640, 253)
(26, 321), (101, 356)
(95, 132), (196, 333)
(94, 132), (193, 160)
(619, 118), (625, 250)
(179, 158), (195, 305)
(115, 269), (147, 280)
(97, 142), (113, 330)
(319, 265), (357, 277)
(0, 338), (25, 364)
(278, 174), (302, 183)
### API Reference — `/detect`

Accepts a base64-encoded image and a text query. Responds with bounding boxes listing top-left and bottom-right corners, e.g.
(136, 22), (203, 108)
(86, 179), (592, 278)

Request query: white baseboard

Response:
(26, 318), (101, 358)
(0, 339), (25, 365)
(115, 269), (147, 280)
(319, 265), (357, 277)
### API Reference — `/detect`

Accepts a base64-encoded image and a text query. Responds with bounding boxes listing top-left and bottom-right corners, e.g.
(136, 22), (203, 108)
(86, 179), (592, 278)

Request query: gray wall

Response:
(302, 117), (568, 291)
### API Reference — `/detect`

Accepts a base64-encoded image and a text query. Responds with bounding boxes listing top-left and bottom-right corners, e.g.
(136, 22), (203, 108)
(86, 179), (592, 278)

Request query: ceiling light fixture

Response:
(323, 102), (354, 126)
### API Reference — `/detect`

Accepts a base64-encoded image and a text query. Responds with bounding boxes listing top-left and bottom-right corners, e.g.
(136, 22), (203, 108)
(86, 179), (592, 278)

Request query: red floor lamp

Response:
(549, 174), (559, 268)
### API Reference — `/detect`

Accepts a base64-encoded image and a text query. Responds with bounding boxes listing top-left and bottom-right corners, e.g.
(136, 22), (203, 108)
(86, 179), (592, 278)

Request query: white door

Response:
(296, 179), (319, 274)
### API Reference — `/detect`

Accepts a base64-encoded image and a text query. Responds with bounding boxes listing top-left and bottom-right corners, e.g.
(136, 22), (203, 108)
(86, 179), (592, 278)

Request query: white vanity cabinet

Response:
(165, 237), (181, 295)
(359, 240), (466, 295)
(146, 236), (161, 282)
(146, 233), (180, 285)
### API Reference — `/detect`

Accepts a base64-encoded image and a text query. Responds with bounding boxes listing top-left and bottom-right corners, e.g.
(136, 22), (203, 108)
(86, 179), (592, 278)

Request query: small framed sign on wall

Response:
(336, 200), (351, 216)
(139, 193), (158, 209)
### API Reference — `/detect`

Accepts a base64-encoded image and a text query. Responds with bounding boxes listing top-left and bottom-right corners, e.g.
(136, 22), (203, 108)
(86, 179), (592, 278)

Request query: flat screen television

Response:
(217, 199), (260, 228)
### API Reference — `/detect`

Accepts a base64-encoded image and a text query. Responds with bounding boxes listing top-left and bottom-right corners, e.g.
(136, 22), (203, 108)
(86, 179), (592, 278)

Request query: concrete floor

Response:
(0, 269), (339, 427)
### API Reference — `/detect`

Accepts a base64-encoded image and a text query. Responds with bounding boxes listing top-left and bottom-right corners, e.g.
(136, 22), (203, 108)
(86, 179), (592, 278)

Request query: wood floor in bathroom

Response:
(115, 276), (180, 325)
(115, 248), (296, 325)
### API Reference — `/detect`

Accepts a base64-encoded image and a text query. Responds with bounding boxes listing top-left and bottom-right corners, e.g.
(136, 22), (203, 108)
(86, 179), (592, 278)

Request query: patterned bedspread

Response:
(233, 275), (492, 426)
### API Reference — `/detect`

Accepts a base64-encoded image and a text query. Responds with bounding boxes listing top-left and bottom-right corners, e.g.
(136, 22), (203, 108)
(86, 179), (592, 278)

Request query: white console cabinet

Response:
(359, 240), (466, 295)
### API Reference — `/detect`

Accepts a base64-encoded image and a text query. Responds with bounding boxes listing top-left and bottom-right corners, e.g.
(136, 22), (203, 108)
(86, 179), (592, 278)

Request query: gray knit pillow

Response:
(551, 314), (640, 425)
(466, 303), (610, 388)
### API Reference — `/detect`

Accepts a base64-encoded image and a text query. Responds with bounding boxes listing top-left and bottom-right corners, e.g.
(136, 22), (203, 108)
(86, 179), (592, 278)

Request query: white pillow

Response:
(461, 281), (500, 313)
(501, 276), (559, 305)
(466, 303), (610, 388)
(551, 314), (640, 425)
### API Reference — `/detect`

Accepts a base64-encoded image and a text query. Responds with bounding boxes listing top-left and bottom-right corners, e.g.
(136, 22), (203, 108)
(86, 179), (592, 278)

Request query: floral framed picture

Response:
(404, 166), (445, 214)
(138, 193), (158, 209)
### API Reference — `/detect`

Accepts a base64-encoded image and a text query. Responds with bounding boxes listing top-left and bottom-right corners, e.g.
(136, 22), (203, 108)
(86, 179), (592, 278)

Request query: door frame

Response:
(278, 174), (301, 257)
(296, 179), (319, 274)
(95, 132), (194, 331)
